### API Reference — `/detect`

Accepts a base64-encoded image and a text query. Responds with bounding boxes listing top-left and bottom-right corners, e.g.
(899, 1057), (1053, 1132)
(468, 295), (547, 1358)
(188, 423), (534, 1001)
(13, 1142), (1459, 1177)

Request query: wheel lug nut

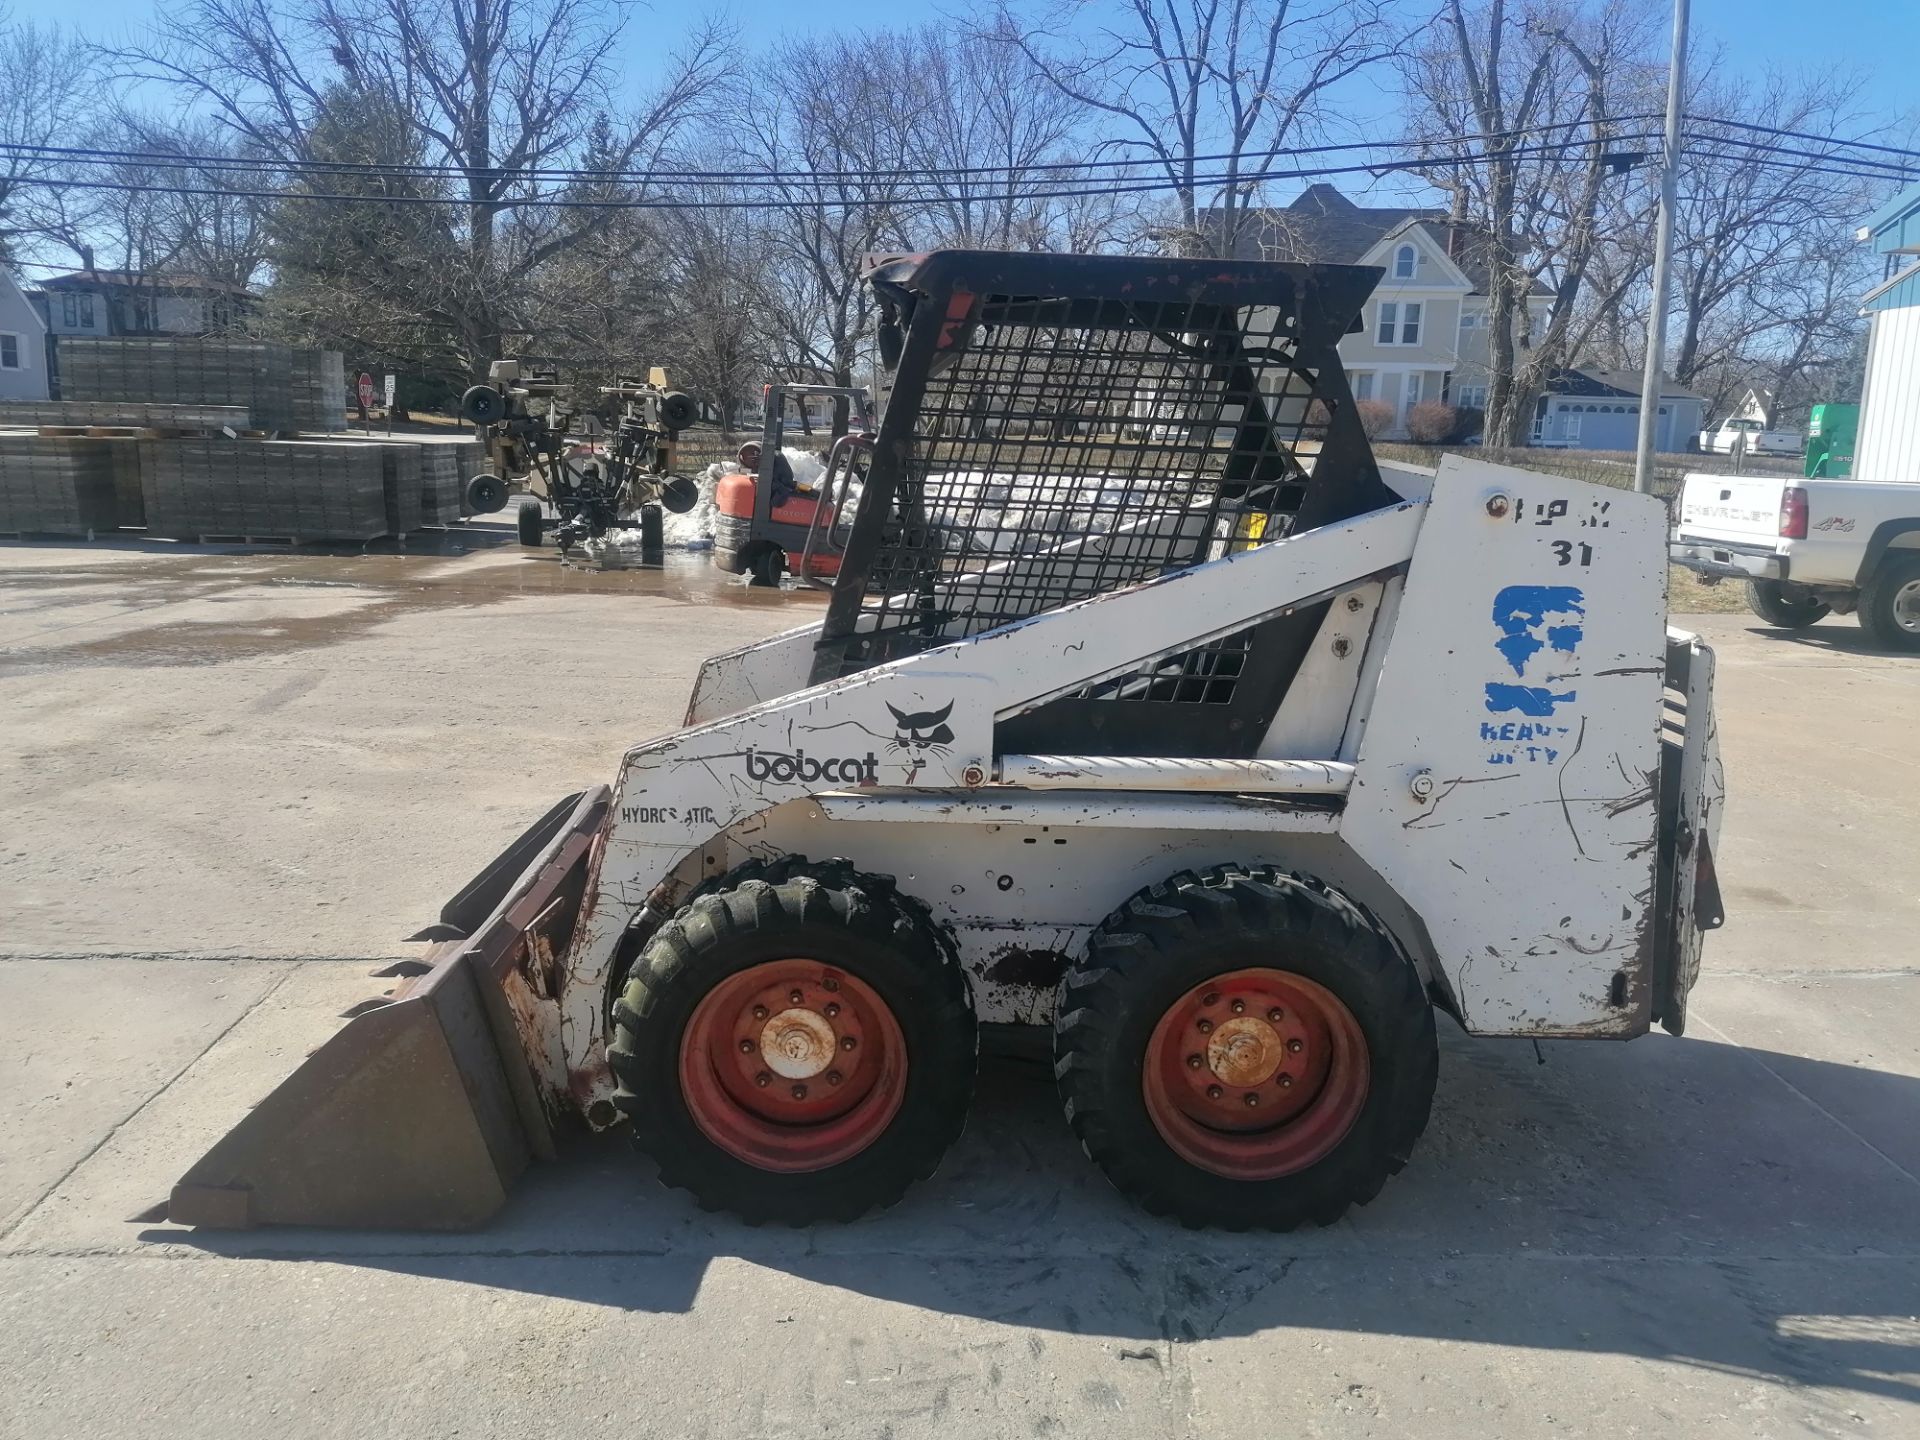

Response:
(840, 1035), (857, 1051)
(1196, 1019), (1214, 1034)
(1267, 1007), (1284, 1022)
(789, 989), (804, 1005)
(827, 1070), (843, 1085)
(1230, 999), (1245, 1014)
(1206, 1084), (1223, 1099)
(755, 1072), (772, 1087)
(738, 1039), (755, 1053)
(791, 1083), (808, 1099)
(752, 1005), (769, 1020)
(1243, 1093), (1259, 1107)
(1287, 1037), (1303, 1053)
(1278, 1074), (1294, 1088)
(1202, 992), (1220, 1006)
(824, 1002), (841, 1018)
(1186, 1053), (1204, 1069)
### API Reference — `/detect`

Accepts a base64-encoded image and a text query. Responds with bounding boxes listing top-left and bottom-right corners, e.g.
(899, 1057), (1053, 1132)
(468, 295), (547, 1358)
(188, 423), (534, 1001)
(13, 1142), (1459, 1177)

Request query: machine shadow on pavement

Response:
(145, 1022), (1920, 1408)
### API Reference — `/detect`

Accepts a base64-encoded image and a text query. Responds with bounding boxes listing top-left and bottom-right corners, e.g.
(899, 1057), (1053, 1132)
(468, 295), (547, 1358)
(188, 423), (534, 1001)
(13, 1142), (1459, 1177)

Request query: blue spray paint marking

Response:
(1490, 585), (1585, 675)
(1481, 585), (1586, 753)
(1485, 683), (1576, 717)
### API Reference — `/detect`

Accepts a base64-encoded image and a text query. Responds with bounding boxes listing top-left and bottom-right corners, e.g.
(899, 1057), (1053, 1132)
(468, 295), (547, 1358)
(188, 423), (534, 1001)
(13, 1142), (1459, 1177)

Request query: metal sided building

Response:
(1855, 182), (1920, 482)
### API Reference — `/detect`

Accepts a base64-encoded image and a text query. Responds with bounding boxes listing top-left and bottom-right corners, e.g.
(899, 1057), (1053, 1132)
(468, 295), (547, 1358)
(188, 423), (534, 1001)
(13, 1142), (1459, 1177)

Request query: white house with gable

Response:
(1223, 186), (1554, 438)
(0, 269), (51, 402)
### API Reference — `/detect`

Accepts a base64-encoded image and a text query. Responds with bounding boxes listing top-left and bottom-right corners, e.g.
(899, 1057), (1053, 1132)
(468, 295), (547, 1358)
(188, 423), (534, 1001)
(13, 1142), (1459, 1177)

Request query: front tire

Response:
(516, 498), (545, 547)
(609, 859), (976, 1224)
(1745, 578), (1829, 629)
(1054, 866), (1435, 1230)
(1858, 554), (1920, 652)
(747, 545), (785, 588)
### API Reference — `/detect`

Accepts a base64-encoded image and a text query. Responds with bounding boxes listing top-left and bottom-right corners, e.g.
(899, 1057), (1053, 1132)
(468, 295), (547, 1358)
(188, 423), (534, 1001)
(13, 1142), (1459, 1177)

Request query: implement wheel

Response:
(1054, 866), (1435, 1230)
(610, 858), (975, 1223)
(516, 498), (545, 547)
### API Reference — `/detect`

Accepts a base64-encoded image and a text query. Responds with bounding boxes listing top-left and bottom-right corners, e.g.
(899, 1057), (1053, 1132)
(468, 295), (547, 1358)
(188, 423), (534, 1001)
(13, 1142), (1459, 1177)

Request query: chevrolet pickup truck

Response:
(1670, 473), (1920, 651)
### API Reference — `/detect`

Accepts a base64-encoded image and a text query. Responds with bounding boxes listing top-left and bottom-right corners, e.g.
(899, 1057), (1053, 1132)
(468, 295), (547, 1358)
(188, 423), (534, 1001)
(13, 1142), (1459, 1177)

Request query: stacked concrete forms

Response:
(0, 400), (253, 429)
(136, 438), (387, 542)
(0, 436), (121, 536)
(59, 340), (345, 433)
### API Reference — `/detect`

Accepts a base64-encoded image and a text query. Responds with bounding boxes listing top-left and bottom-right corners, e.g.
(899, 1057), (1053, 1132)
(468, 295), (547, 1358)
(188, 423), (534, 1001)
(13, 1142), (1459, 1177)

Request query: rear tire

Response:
(1054, 866), (1435, 1230)
(609, 858), (976, 1224)
(1745, 579), (1828, 629)
(516, 498), (545, 547)
(1858, 554), (1920, 652)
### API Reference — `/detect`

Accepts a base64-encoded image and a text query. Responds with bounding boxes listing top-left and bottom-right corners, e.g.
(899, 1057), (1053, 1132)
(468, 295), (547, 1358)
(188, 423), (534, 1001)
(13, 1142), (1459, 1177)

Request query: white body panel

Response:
(539, 463), (1708, 1111)
(1672, 472), (1920, 587)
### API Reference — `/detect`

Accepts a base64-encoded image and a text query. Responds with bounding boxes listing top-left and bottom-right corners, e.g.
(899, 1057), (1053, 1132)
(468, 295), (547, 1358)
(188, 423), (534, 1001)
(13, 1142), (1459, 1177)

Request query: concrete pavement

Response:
(2, 533), (1916, 1438)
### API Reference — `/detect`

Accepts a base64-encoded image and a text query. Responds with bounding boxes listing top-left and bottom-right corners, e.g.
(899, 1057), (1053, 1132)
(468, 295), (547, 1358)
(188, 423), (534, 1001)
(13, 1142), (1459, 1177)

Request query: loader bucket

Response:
(167, 787), (612, 1230)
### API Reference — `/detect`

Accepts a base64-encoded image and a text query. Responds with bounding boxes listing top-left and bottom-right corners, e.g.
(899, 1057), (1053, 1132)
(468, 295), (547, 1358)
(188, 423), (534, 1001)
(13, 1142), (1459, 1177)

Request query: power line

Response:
(1683, 113), (1920, 165)
(1678, 133), (1920, 182)
(10, 133), (1668, 212)
(0, 114), (1663, 187)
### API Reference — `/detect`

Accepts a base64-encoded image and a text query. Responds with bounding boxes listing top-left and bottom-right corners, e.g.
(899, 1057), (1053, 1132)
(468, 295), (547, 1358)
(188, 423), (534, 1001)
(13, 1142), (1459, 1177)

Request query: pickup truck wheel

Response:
(1859, 554), (1920, 652)
(1054, 866), (1435, 1230)
(1745, 579), (1829, 629)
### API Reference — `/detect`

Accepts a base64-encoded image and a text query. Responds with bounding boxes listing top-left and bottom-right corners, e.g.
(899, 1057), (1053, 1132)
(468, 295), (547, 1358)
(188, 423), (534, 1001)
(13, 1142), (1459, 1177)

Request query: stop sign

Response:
(356, 372), (375, 408)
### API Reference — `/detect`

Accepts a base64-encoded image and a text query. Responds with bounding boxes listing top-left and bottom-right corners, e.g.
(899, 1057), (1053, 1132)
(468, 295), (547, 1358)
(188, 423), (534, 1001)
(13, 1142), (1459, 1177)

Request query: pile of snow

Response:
(652, 446), (829, 550)
(661, 466), (720, 550)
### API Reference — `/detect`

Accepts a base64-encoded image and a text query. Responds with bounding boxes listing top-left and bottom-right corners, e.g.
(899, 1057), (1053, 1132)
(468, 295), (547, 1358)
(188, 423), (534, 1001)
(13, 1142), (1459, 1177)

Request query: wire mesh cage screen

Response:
(813, 253), (1394, 716)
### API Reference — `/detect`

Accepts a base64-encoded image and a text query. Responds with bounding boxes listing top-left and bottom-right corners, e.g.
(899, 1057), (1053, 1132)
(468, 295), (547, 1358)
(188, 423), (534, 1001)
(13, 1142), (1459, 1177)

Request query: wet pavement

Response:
(0, 525), (814, 675)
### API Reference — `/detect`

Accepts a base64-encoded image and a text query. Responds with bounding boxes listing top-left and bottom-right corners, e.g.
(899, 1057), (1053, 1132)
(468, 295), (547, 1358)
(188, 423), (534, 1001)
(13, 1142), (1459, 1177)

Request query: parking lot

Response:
(2, 531), (1916, 1439)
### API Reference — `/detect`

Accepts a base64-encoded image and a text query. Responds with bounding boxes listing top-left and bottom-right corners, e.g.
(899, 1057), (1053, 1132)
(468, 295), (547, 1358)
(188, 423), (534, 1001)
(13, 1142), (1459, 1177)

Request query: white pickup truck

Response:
(1670, 473), (1920, 650)
(1696, 417), (1804, 457)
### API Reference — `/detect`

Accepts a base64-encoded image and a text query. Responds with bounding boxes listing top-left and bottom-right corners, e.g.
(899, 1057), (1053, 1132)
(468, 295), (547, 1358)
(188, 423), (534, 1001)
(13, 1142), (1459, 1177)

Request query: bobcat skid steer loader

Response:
(167, 250), (1725, 1232)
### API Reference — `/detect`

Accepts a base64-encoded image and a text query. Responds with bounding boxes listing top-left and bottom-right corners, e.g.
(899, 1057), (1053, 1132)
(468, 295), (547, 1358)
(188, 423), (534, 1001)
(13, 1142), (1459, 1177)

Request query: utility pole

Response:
(1634, 0), (1690, 494)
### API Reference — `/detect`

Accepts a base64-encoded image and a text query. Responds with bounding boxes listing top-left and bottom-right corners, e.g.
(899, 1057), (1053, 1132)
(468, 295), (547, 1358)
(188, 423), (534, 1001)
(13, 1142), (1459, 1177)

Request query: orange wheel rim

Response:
(1142, 967), (1369, 1180)
(679, 959), (907, 1172)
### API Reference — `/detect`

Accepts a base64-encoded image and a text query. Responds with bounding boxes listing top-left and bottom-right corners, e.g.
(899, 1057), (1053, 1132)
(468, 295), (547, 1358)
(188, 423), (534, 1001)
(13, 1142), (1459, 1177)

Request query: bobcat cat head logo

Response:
(887, 701), (954, 756)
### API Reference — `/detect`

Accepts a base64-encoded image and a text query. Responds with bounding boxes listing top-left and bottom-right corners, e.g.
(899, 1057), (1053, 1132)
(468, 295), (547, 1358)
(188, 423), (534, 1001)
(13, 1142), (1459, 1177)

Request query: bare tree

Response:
(0, 11), (94, 264)
(997, 0), (1401, 257)
(1402, 0), (1659, 445)
(110, 0), (731, 375)
(1664, 69), (1884, 424)
(911, 18), (1112, 251)
(725, 30), (923, 430)
(653, 193), (777, 429)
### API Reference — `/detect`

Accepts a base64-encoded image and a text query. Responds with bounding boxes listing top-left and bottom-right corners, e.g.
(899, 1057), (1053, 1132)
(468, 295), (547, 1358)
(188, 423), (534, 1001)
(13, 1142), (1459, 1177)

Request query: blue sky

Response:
(15, 0), (1917, 162)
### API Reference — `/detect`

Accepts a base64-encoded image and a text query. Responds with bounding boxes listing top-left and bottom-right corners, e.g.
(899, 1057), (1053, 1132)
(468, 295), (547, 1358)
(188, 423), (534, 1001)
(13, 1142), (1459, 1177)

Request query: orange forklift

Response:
(714, 383), (872, 586)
